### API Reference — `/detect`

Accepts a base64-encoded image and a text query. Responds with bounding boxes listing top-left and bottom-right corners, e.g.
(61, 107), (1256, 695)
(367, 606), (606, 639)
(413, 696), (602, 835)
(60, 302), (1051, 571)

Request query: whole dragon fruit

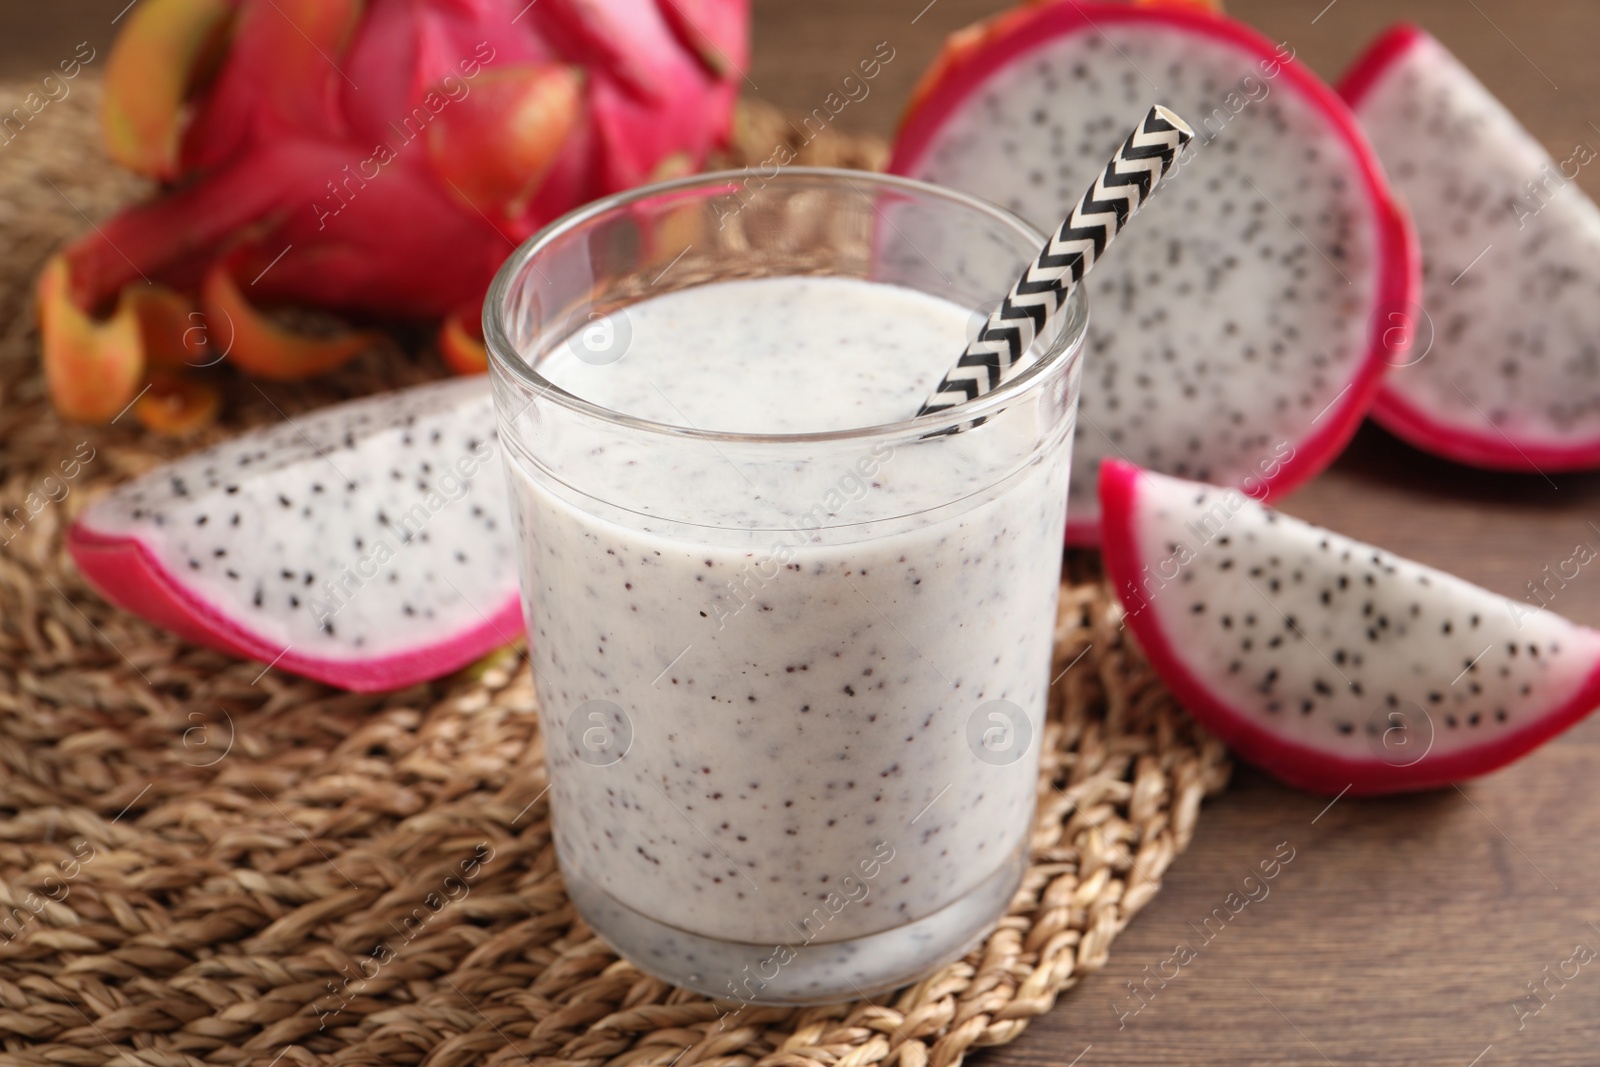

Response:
(41, 0), (747, 426)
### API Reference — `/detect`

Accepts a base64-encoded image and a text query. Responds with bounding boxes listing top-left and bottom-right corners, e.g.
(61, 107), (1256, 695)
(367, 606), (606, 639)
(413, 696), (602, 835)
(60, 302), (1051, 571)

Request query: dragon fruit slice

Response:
(889, 2), (1416, 543)
(1341, 26), (1600, 471)
(1100, 459), (1600, 795)
(68, 378), (521, 692)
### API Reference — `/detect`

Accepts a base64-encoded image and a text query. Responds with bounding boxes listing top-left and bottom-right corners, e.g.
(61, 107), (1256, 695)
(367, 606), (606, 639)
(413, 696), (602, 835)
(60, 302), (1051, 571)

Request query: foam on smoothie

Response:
(544, 276), (973, 434)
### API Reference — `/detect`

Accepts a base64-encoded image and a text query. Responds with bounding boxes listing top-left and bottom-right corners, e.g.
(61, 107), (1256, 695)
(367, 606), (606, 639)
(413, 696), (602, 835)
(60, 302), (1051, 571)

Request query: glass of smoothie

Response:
(483, 168), (1086, 1006)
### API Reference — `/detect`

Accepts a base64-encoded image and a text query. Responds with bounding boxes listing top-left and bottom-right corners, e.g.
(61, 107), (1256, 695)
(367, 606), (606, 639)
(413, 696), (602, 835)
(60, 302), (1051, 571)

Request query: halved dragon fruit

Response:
(68, 378), (522, 692)
(1341, 26), (1600, 471)
(889, 2), (1416, 543)
(1100, 459), (1600, 795)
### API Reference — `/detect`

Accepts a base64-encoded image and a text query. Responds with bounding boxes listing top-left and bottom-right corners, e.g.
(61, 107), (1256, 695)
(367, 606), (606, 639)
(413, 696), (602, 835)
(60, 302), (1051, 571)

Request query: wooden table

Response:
(5, 1), (1599, 1063)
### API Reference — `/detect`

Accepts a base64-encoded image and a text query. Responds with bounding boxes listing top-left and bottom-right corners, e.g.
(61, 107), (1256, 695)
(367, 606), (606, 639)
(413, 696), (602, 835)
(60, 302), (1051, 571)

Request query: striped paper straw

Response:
(918, 105), (1195, 422)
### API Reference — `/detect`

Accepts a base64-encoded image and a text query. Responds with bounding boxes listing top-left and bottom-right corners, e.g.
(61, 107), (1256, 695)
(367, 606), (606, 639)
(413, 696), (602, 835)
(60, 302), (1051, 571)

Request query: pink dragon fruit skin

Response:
(47, 0), (747, 420)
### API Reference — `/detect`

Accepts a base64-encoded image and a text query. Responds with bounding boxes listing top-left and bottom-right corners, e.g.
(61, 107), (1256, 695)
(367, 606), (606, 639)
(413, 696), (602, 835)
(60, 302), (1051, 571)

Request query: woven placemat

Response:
(0, 81), (1230, 1067)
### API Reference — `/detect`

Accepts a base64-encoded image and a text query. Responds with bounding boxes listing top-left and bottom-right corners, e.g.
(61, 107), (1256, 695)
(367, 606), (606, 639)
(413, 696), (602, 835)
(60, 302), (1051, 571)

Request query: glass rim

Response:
(482, 166), (1088, 446)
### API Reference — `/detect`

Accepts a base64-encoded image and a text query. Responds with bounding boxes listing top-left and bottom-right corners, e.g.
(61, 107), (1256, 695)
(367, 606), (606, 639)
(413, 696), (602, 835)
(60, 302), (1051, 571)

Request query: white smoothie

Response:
(507, 275), (1073, 998)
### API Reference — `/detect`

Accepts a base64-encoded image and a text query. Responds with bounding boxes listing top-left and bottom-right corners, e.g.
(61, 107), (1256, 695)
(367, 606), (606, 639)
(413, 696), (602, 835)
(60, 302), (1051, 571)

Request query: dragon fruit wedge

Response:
(1342, 25), (1600, 472)
(1100, 459), (1600, 795)
(41, 0), (747, 429)
(889, 2), (1417, 544)
(68, 377), (522, 692)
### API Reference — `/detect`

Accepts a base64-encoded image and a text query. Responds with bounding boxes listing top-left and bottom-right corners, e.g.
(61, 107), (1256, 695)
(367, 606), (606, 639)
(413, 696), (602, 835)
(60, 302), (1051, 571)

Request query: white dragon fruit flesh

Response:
(1099, 459), (1600, 795)
(69, 377), (522, 692)
(1341, 24), (1600, 471)
(889, 2), (1416, 543)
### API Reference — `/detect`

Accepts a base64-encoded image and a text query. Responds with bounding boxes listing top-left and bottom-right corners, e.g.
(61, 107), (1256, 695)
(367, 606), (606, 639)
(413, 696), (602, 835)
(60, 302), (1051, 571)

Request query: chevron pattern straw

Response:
(918, 105), (1195, 425)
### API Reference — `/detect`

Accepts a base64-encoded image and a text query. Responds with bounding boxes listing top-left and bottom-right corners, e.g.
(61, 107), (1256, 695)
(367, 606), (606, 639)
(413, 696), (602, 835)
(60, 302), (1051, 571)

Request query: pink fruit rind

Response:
(1340, 24), (1600, 473)
(1334, 21), (1426, 111)
(1098, 457), (1600, 795)
(887, 4), (1417, 543)
(67, 524), (524, 693)
(1368, 384), (1600, 472)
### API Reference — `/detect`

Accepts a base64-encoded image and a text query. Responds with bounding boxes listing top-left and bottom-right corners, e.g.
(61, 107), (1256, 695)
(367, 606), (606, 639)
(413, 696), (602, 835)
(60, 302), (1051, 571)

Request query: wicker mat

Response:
(0, 81), (1230, 1067)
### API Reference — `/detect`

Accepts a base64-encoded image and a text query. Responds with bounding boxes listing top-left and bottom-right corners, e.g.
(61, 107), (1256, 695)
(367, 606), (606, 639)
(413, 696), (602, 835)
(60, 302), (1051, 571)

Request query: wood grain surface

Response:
(3, 1), (1598, 1064)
